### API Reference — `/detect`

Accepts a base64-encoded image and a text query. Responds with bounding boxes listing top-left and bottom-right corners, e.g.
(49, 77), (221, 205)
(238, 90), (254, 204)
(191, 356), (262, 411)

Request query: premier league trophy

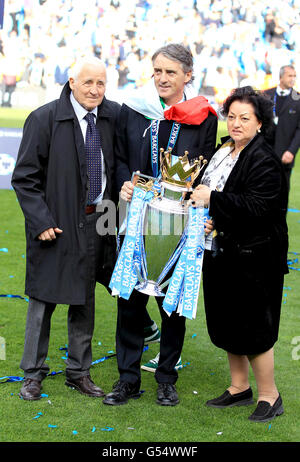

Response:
(109, 148), (208, 320)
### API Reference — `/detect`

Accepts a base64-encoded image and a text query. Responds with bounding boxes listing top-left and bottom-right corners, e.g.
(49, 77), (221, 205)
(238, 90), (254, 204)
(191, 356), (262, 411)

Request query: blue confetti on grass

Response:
(47, 370), (64, 376)
(1, 370), (64, 384)
(287, 252), (300, 271)
(1, 343), (116, 385)
(0, 294), (29, 302)
(0, 375), (24, 383)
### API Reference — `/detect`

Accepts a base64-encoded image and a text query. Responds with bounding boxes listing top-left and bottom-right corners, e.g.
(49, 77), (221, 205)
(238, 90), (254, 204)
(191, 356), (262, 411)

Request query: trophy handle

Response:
(132, 171), (140, 186)
(131, 171), (157, 184)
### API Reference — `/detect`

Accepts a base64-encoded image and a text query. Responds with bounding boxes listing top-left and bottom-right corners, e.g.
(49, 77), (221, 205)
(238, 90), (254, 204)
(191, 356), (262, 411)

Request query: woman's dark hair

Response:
(220, 86), (274, 138)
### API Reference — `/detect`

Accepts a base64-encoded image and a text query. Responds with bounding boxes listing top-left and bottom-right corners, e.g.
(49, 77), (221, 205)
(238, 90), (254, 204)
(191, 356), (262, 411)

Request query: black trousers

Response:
(20, 212), (103, 381)
(283, 164), (292, 194)
(116, 289), (186, 385)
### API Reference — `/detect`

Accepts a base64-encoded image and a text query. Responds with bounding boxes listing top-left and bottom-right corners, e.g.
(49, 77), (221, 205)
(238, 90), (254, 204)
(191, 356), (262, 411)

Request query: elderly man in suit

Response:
(103, 43), (218, 407)
(12, 56), (120, 400)
(265, 65), (300, 193)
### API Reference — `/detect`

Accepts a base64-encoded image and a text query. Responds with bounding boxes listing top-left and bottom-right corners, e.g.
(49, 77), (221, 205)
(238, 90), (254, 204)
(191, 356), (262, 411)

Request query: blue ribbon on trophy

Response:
(109, 178), (160, 299)
(109, 148), (208, 319)
(162, 206), (209, 319)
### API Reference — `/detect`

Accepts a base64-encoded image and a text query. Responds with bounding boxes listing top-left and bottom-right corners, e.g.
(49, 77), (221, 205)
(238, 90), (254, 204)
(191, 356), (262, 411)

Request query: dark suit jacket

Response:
(264, 87), (300, 167)
(11, 83), (121, 304)
(115, 103), (218, 192)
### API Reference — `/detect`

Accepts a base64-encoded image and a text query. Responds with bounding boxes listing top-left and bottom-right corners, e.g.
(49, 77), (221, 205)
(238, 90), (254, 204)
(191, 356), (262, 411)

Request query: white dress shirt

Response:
(70, 91), (106, 204)
(276, 86), (291, 97)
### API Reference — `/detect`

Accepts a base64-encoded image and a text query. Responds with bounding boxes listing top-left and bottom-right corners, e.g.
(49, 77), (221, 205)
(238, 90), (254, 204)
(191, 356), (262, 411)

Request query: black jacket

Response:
(207, 135), (289, 273)
(264, 87), (300, 166)
(11, 83), (121, 304)
(115, 103), (218, 192)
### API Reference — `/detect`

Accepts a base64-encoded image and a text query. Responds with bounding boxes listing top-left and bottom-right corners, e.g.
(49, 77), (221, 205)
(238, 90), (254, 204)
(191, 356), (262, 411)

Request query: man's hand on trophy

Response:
(121, 181), (135, 202)
(204, 219), (214, 235)
(121, 171), (141, 202)
(190, 184), (211, 208)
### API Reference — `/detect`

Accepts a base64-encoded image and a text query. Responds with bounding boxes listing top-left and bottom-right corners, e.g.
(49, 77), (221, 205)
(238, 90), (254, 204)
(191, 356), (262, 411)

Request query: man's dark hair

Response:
(152, 43), (194, 83)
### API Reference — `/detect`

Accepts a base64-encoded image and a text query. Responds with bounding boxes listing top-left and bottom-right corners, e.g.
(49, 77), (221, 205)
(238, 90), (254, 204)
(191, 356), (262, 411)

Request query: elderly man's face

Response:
(153, 53), (192, 107)
(69, 63), (106, 111)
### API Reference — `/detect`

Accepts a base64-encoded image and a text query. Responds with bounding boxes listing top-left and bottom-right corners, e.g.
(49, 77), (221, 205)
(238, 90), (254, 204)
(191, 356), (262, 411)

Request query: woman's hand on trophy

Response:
(190, 185), (211, 208)
(121, 181), (135, 202)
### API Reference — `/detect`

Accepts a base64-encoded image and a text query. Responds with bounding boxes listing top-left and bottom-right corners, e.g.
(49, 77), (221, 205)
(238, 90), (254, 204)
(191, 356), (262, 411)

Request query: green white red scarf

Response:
(124, 78), (217, 125)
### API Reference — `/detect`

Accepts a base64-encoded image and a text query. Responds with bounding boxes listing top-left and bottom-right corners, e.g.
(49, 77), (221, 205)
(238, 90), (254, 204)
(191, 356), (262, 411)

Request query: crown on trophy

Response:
(160, 147), (207, 189)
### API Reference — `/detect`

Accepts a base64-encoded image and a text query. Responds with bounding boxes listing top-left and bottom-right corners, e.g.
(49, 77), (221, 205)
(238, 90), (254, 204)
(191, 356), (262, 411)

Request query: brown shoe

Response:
(19, 378), (42, 401)
(65, 375), (105, 397)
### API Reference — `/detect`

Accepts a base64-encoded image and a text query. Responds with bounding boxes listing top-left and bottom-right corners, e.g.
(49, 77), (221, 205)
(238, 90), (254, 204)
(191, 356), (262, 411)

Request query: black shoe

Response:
(248, 394), (284, 423)
(156, 383), (179, 406)
(103, 380), (141, 406)
(206, 388), (254, 408)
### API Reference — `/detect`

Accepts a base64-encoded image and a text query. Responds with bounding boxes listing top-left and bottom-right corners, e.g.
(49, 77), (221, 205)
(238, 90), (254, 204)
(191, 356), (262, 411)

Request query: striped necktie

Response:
(84, 112), (102, 204)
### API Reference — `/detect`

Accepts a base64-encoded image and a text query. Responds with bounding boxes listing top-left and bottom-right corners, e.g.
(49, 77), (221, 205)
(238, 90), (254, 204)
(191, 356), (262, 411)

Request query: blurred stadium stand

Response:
(0, 0), (299, 109)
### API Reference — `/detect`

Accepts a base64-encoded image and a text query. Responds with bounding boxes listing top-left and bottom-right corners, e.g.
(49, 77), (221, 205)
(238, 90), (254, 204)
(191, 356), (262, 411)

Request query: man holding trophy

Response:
(103, 43), (218, 407)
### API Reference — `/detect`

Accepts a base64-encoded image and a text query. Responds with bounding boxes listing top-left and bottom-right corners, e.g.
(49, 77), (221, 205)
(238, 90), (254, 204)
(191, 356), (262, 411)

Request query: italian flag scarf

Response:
(124, 78), (217, 125)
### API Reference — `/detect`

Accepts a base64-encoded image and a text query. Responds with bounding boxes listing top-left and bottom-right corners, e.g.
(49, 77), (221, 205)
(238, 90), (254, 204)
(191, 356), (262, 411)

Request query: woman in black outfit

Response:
(191, 86), (289, 423)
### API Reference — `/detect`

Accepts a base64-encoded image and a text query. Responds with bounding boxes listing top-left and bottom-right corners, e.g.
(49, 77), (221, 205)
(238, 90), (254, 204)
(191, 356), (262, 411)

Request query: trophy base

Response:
(135, 281), (166, 297)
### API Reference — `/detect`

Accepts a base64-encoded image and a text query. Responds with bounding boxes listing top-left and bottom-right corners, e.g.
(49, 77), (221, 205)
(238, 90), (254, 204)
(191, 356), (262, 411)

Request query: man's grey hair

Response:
(152, 43), (194, 83)
(69, 56), (106, 80)
(279, 65), (295, 79)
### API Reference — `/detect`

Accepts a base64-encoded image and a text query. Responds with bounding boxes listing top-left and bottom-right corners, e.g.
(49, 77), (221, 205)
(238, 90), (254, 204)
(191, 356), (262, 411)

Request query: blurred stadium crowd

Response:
(0, 0), (299, 108)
